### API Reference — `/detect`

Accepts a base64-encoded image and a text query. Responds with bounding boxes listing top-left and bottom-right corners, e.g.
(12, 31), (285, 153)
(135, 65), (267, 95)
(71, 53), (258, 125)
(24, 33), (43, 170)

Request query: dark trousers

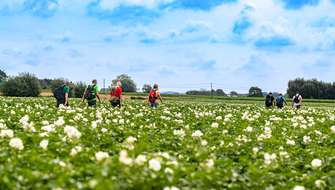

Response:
(57, 99), (68, 107)
(88, 100), (97, 108)
(111, 99), (121, 108)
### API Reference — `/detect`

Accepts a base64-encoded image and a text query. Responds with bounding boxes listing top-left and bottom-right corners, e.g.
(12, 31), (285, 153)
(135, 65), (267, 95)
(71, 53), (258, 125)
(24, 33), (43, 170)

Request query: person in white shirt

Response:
(292, 93), (303, 109)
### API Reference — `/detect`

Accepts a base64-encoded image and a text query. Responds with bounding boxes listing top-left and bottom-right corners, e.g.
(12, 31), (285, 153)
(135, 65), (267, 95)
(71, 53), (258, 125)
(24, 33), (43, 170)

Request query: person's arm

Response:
(96, 92), (101, 102)
(158, 93), (163, 103)
(82, 87), (87, 102)
(64, 93), (69, 105)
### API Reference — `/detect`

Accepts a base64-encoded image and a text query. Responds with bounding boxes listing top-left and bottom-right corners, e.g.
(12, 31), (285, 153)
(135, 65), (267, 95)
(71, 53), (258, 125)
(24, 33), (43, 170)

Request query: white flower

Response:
(125, 136), (137, 144)
(19, 115), (29, 124)
(315, 179), (325, 188)
(64, 126), (81, 140)
(245, 126), (253, 132)
(0, 129), (14, 138)
(330, 125), (335, 133)
(41, 125), (55, 133)
(252, 147), (259, 154)
(9, 138), (24, 150)
(54, 117), (65, 126)
(303, 136), (311, 144)
(163, 186), (180, 190)
(95, 151), (109, 161)
(148, 159), (161, 171)
(70, 146), (83, 156)
(0, 123), (6, 129)
(135, 155), (147, 165)
(311, 159), (322, 168)
(173, 129), (185, 138)
(119, 150), (133, 165)
(192, 130), (203, 138)
(264, 153), (276, 165)
(101, 128), (108, 133)
(201, 140), (208, 146)
(204, 159), (215, 168)
(39, 139), (49, 150)
(211, 122), (219, 128)
(286, 139), (296, 146)
(215, 116), (222, 121)
(293, 186), (305, 190)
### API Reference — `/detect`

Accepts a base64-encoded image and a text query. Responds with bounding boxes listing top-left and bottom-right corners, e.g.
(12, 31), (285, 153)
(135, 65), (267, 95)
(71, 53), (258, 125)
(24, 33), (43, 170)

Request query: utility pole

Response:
(103, 79), (106, 93)
(210, 82), (213, 98)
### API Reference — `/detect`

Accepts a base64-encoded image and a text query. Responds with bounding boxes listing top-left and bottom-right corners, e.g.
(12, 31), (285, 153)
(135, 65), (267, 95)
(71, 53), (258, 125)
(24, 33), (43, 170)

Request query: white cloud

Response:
(98, 0), (175, 10)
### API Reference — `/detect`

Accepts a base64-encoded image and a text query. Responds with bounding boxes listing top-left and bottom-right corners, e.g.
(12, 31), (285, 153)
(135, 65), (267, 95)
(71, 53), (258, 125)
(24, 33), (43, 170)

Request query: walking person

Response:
(82, 79), (101, 108)
(265, 92), (275, 108)
(148, 84), (163, 108)
(109, 80), (123, 108)
(53, 81), (70, 108)
(275, 93), (287, 109)
(292, 93), (303, 109)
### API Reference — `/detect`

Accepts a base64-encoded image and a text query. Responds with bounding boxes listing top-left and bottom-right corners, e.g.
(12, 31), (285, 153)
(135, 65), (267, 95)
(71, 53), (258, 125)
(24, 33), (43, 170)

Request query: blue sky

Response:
(1, 0), (335, 93)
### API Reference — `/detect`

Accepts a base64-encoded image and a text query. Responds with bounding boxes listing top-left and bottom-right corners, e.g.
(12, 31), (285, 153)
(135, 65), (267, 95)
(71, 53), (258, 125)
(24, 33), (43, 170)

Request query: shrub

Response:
(1, 73), (41, 97)
(73, 82), (87, 98)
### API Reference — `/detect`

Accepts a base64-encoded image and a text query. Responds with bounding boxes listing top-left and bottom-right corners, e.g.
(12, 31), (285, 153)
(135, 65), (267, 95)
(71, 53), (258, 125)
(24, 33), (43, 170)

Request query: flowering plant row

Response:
(0, 97), (334, 190)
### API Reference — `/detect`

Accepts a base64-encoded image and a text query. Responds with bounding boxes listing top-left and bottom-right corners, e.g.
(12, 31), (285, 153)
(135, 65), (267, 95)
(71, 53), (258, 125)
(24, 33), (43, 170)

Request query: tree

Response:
(73, 82), (86, 98)
(1, 73), (41, 97)
(112, 74), (137, 92)
(216, 89), (226, 96)
(0, 69), (7, 83)
(142, 84), (152, 93)
(230, 91), (238, 97)
(248, 86), (263, 97)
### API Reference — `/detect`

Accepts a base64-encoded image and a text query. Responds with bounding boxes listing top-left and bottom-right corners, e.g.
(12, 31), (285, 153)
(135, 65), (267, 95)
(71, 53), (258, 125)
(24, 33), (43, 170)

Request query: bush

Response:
(1, 73), (41, 97)
(73, 82), (86, 98)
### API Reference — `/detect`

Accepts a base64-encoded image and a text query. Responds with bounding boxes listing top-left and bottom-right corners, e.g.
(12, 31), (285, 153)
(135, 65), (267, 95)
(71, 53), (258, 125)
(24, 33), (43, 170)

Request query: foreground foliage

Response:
(0, 97), (334, 190)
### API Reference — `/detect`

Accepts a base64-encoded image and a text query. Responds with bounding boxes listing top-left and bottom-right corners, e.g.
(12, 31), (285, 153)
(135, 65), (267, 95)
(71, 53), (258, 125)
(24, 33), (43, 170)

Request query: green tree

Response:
(112, 74), (137, 92)
(0, 69), (7, 83)
(230, 91), (238, 97)
(248, 86), (263, 97)
(142, 84), (152, 93)
(1, 73), (41, 97)
(73, 82), (87, 98)
(215, 89), (226, 96)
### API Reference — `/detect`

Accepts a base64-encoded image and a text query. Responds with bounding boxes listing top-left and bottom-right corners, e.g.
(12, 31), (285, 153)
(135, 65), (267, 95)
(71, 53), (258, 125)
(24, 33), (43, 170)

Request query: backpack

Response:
(84, 85), (96, 100)
(276, 96), (284, 106)
(149, 90), (157, 103)
(53, 85), (65, 101)
(265, 95), (273, 105)
(293, 95), (300, 103)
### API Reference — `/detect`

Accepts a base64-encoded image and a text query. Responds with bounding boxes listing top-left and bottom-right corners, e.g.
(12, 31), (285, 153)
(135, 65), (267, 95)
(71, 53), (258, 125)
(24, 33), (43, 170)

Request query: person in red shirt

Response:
(109, 81), (123, 108)
(149, 84), (163, 108)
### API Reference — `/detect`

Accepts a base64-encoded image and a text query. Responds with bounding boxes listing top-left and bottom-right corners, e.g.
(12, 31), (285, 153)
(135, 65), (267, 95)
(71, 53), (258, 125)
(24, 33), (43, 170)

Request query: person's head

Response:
(111, 86), (116, 92)
(64, 81), (70, 86)
(92, 79), (97, 85)
(296, 92), (299, 96)
(153, 84), (159, 90)
(279, 93), (283, 96)
(117, 80), (122, 87)
(269, 92), (273, 96)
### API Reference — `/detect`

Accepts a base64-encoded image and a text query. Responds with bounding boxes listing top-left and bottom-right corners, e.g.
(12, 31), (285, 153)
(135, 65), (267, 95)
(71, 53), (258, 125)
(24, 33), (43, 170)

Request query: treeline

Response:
(287, 78), (335, 99)
(186, 89), (227, 96)
(0, 71), (137, 97)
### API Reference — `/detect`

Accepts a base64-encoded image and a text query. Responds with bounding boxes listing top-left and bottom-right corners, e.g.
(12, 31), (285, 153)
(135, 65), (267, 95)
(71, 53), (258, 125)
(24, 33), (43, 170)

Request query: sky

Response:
(1, 0), (335, 93)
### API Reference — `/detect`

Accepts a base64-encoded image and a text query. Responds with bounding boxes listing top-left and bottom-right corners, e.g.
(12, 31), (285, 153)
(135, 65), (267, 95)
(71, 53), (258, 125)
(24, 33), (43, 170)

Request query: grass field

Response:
(0, 96), (334, 190)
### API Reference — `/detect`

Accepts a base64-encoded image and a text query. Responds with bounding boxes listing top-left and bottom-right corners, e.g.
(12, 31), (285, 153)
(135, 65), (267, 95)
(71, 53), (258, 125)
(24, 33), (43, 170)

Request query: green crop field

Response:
(0, 97), (334, 190)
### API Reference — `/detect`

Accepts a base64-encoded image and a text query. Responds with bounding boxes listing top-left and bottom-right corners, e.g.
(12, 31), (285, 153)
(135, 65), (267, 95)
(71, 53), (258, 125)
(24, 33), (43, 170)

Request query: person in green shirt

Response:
(55, 81), (70, 107)
(82, 79), (101, 108)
